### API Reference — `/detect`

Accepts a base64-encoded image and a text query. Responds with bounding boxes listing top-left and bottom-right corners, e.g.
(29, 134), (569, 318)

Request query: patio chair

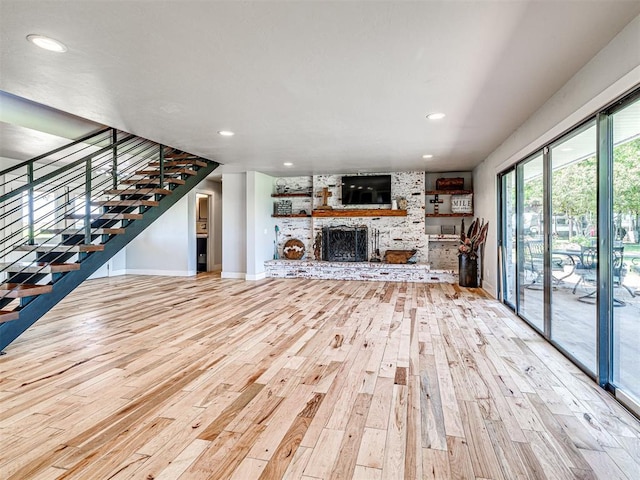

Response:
(523, 240), (567, 290)
(573, 245), (635, 305)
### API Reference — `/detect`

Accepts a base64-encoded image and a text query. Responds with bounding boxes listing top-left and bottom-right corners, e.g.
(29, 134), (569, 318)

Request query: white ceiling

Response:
(1, 1), (639, 177)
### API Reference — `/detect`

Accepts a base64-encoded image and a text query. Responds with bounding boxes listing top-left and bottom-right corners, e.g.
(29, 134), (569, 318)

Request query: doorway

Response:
(196, 193), (210, 272)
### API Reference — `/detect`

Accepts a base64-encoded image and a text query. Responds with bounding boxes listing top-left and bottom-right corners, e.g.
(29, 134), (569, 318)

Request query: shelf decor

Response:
(274, 199), (293, 216)
(436, 177), (464, 190)
(451, 193), (473, 214)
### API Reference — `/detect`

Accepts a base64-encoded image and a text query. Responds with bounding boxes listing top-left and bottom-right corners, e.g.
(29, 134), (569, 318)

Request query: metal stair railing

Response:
(0, 127), (211, 306)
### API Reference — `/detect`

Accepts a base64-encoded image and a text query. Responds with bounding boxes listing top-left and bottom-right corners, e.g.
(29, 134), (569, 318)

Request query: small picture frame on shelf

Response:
(451, 194), (473, 213)
(441, 225), (456, 235)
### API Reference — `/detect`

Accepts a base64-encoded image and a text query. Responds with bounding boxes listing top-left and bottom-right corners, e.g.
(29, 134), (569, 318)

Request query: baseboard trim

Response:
(221, 271), (246, 279)
(109, 269), (127, 277)
(126, 269), (196, 277)
(245, 272), (266, 281)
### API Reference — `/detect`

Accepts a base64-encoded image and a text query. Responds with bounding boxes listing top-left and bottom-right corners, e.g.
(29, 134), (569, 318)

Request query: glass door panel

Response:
(518, 155), (544, 330)
(550, 123), (597, 373)
(612, 97), (640, 403)
(501, 171), (517, 307)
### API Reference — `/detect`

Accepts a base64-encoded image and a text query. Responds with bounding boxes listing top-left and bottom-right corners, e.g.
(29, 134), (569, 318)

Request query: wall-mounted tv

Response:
(341, 175), (391, 205)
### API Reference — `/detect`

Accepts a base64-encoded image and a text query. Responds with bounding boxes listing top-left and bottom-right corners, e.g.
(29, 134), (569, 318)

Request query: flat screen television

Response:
(341, 175), (391, 205)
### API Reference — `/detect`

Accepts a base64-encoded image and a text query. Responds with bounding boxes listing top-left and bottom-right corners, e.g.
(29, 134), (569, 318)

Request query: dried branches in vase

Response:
(458, 218), (489, 260)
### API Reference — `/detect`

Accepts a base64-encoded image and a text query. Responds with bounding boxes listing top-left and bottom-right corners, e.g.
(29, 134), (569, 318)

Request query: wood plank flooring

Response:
(1, 274), (639, 479)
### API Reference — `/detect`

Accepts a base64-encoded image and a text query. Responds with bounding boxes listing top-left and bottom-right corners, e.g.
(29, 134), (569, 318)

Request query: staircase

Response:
(0, 128), (219, 351)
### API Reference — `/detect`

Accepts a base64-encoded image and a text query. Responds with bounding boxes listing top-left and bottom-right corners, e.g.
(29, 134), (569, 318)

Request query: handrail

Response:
(0, 127), (111, 177)
(0, 134), (134, 204)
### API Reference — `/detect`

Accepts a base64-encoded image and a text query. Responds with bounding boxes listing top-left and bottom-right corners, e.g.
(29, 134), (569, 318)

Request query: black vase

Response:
(459, 254), (479, 288)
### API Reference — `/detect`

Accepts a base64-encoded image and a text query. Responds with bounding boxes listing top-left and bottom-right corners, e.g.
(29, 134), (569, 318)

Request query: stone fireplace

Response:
(322, 226), (368, 262)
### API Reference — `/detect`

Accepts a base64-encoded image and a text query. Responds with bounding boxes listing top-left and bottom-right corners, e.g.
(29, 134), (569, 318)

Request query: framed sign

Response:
(451, 194), (473, 214)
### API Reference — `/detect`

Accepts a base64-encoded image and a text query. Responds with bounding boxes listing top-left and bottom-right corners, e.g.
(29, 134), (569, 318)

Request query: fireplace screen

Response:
(322, 226), (368, 262)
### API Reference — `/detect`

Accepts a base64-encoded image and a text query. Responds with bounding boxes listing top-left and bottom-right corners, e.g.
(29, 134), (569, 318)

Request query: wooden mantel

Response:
(312, 209), (407, 218)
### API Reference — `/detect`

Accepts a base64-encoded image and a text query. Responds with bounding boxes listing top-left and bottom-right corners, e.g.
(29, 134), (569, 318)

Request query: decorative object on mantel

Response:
(458, 217), (489, 288)
(283, 238), (305, 260)
(396, 196), (408, 210)
(273, 225), (280, 260)
(370, 229), (381, 262)
(436, 177), (464, 191)
(316, 187), (333, 209)
(384, 249), (417, 264)
(391, 198), (398, 210)
(451, 193), (473, 214)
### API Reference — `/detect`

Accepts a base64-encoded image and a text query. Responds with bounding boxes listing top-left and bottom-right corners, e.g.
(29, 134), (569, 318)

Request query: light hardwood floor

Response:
(1, 274), (639, 479)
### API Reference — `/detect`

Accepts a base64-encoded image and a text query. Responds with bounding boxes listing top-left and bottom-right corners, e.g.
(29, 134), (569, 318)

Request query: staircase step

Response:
(15, 244), (105, 253)
(0, 283), (53, 298)
(0, 262), (80, 274)
(163, 152), (200, 160)
(104, 188), (173, 196)
(135, 168), (197, 176)
(121, 178), (186, 186)
(65, 212), (143, 220)
(44, 228), (126, 235)
(148, 160), (207, 168)
(0, 310), (19, 323)
(95, 199), (160, 208)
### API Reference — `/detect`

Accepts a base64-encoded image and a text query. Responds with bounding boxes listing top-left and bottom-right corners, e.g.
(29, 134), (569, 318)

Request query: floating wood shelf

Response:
(272, 214), (311, 218)
(271, 193), (312, 198)
(426, 213), (474, 217)
(425, 190), (473, 195)
(312, 209), (407, 218)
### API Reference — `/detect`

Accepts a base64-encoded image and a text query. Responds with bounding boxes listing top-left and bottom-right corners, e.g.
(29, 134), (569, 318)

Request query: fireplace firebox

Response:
(322, 226), (368, 262)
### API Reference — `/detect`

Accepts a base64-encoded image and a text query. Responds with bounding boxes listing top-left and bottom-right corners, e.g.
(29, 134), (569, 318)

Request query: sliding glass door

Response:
(517, 155), (544, 330)
(500, 171), (516, 308)
(498, 88), (639, 411)
(549, 123), (597, 373)
(612, 96), (640, 404)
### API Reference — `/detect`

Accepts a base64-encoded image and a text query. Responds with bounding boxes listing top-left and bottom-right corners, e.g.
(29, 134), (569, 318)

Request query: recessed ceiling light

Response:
(283, 162), (293, 167)
(422, 154), (434, 159)
(218, 130), (234, 136)
(26, 34), (67, 53)
(426, 112), (446, 120)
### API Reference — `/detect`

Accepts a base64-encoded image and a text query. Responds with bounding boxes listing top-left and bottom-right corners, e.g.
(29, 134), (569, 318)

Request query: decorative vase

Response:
(458, 254), (479, 288)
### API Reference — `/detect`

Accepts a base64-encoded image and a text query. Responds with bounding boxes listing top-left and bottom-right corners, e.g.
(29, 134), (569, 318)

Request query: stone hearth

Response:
(264, 260), (457, 283)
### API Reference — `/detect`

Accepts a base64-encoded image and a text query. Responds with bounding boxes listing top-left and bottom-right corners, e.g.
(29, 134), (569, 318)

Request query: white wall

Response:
(246, 171), (275, 280)
(125, 194), (196, 276)
(473, 14), (640, 296)
(222, 172), (247, 278)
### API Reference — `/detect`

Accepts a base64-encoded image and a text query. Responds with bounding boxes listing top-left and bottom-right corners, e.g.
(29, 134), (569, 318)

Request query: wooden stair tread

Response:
(95, 199), (159, 207)
(0, 310), (19, 323)
(0, 262), (80, 274)
(104, 188), (172, 196)
(15, 244), (105, 253)
(121, 178), (185, 186)
(43, 228), (126, 235)
(65, 213), (143, 220)
(162, 152), (200, 160)
(148, 160), (207, 167)
(0, 283), (53, 298)
(135, 168), (197, 176)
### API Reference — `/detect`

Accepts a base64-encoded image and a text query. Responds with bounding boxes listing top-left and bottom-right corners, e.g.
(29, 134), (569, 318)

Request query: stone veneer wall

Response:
(272, 172), (427, 263)
(271, 176), (314, 259)
(314, 172), (426, 262)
